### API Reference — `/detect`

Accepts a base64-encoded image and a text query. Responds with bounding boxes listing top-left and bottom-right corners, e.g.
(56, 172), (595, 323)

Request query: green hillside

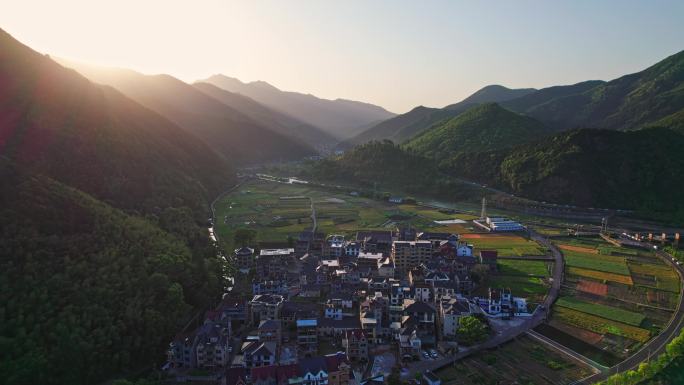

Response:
(302, 141), (472, 200)
(451, 128), (684, 222)
(0, 29), (233, 384)
(345, 85), (537, 147)
(0, 162), (224, 385)
(524, 50), (684, 130)
(343, 106), (461, 146)
(443, 84), (536, 111)
(405, 103), (550, 159)
(501, 80), (605, 115)
(645, 108), (684, 133)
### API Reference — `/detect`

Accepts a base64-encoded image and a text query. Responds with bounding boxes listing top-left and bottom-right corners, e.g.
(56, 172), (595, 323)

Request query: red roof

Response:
(480, 250), (498, 260)
(250, 365), (277, 381)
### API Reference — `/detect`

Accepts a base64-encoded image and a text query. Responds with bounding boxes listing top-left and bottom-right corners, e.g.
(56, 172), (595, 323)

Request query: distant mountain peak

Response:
(199, 73), (396, 138)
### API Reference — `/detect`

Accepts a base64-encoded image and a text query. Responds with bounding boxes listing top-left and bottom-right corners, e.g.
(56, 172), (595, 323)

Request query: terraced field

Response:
(556, 297), (645, 326)
(553, 307), (651, 343)
(546, 236), (681, 361)
(563, 250), (630, 275)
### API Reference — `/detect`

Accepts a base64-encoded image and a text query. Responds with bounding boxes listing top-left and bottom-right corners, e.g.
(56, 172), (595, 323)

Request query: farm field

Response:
(563, 250), (630, 275)
(546, 235), (681, 360)
(477, 275), (549, 303)
(215, 179), (486, 250)
(436, 335), (593, 385)
(552, 306), (651, 343)
(556, 297), (645, 326)
(628, 261), (680, 293)
(567, 266), (634, 285)
(460, 233), (546, 257)
(497, 259), (551, 277)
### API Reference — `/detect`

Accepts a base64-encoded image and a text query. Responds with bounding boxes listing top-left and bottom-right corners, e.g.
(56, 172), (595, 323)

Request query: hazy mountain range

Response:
(199, 74), (396, 139)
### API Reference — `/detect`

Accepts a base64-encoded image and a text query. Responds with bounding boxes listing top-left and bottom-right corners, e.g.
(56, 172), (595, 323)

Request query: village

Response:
(165, 181), (550, 385)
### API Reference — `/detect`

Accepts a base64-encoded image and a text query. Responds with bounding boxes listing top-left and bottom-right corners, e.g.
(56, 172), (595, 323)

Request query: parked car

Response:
(422, 351), (430, 360)
(429, 349), (438, 358)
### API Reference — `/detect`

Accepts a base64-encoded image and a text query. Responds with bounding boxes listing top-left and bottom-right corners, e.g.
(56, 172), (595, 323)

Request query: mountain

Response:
(301, 140), (472, 201)
(200, 74), (396, 139)
(344, 85), (538, 146)
(443, 84), (537, 111)
(405, 103), (551, 159)
(645, 108), (684, 133)
(192, 82), (336, 149)
(501, 80), (605, 114)
(0, 30), (234, 212)
(519, 50), (684, 130)
(0, 29), (231, 384)
(0, 162), (222, 384)
(450, 128), (684, 221)
(57, 61), (316, 164)
(341, 106), (456, 147)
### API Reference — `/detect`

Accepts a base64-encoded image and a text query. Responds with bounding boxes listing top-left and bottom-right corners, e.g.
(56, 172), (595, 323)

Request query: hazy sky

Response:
(2, 0), (683, 113)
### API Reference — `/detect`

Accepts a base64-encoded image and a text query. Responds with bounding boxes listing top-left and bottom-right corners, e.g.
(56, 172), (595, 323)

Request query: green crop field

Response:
(487, 275), (548, 302)
(553, 307), (651, 343)
(628, 261), (681, 293)
(556, 297), (645, 326)
(497, 259), (551, 277)
(461, 234), (546, 257)
(563, 250), (630, 275)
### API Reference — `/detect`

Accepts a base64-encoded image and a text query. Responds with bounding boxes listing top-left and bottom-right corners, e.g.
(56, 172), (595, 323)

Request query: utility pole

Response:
(481, 196), (487, 220)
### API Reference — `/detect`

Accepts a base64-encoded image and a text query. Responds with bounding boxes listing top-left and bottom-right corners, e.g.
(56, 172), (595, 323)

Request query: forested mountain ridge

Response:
(344, 85), (537, 146)
(405, 103), (550, 159)
(518, 50), (684, 130)
(501, 80), (605, 115)
(449, 128), (684, 222)
(0, 162), (225, 384)
(57, 60), (317, 164)
(200, 74), (396, 139)
(0, 29), (234, 214)
(301, 141), (473, 201)
(0, 29), (232, 384)
(443, 84), (536, 111)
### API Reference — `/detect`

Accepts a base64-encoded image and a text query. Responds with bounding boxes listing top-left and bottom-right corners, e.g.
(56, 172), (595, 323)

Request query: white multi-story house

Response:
(440, 297), (473, 339)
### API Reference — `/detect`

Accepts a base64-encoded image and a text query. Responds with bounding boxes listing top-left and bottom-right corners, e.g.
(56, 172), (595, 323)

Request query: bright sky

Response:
(2, 0), (683, 113)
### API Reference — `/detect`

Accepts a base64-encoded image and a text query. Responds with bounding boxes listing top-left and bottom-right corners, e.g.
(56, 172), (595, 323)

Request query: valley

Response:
(1, 7), (684, 385)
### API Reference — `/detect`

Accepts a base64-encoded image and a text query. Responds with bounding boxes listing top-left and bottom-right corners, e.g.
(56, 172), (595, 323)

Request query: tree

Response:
(471, 264), (490, 285)
(234, 228), (256, 247)
(457, 316), (488, 345)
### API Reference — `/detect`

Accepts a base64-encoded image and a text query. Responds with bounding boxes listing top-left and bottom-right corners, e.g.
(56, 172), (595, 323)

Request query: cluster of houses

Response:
(167, 227), (533, 385)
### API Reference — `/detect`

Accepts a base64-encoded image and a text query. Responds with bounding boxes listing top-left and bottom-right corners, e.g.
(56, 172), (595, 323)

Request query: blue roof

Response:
(296, 319), (318, 327)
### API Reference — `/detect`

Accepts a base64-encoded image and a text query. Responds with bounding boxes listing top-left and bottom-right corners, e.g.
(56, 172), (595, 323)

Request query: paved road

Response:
(405, 229), (564, 377)
(573, 249), (684, 384)
(526, 329), (605, 373)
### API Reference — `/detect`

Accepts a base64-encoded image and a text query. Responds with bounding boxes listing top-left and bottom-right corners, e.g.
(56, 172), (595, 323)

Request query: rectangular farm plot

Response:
(460, 234), (545, 256)
(497, 259), (550, 277)
(556, 297), (645, 326)
(563, 250), (630, 275)
(553, 307), (651, 343)
(576, 279), (608, 296)
(567, 267), (634, 285)
(558, 244), (598, 254)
